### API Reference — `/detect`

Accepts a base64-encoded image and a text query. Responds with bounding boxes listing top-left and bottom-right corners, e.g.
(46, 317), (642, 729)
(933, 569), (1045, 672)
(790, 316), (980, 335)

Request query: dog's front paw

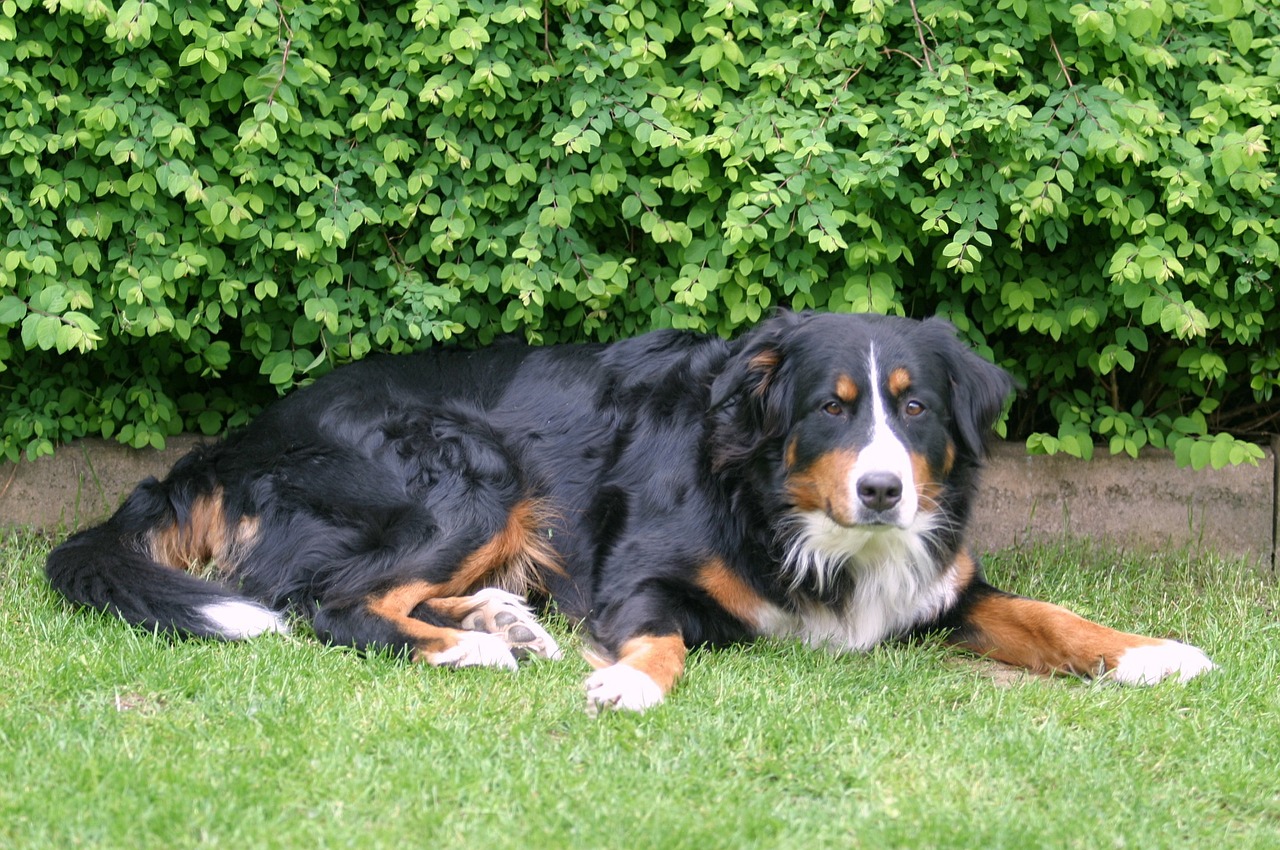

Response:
(425, 631), (518, 671)
(584, 664), (665, 715)
(1112, 639), (1217, 685)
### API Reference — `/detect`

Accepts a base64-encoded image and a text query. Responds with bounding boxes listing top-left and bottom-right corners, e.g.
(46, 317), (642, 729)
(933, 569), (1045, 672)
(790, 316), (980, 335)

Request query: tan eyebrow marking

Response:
(888, 367), (912, 398)
(835, 374), (858, 403)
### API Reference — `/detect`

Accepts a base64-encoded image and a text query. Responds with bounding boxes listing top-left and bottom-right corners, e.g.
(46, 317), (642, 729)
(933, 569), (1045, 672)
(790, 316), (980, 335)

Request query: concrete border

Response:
(1, 436), (1275, 568)
(0, 435), (205, 532)
(971, 443), (1274, 568)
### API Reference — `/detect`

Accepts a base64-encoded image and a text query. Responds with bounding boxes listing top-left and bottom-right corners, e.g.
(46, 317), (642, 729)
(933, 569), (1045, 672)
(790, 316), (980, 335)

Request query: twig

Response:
(1050, 36), (1074, 88)
(907, 0), (935, 73)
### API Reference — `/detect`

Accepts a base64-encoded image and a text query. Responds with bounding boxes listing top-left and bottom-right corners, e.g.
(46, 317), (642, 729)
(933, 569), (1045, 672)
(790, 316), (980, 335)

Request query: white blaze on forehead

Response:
(848, 344), (918, 525)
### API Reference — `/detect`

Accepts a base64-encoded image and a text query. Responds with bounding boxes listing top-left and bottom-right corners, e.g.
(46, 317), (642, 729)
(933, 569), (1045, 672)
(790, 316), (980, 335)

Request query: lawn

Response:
(2, 528), (1277, 849)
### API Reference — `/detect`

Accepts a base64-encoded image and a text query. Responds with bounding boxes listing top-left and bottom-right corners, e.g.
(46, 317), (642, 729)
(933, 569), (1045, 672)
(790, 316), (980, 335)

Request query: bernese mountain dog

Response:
(45, 311), (1215, 712)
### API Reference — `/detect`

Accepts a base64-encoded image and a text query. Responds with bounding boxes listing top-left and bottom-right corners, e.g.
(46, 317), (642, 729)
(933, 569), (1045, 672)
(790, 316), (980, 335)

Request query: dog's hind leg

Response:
(315, 583), (520, 669)
(409, 495), (563, 660)
(421, 589), (562, 660)
(313, 497), (563, 667)
(314, 587), (563, 669)
(305, 405), (565, 668)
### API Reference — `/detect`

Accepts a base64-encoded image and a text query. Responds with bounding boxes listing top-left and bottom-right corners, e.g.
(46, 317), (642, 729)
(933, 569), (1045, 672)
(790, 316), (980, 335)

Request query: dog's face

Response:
(712, 312), (1015, 575)
(781, 330), (948, 531)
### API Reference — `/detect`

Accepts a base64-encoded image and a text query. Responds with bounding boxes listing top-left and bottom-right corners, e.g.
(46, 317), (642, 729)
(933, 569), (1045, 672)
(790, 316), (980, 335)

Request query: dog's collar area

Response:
(759, 515), (959, 652)
(776, 508), (940, 596)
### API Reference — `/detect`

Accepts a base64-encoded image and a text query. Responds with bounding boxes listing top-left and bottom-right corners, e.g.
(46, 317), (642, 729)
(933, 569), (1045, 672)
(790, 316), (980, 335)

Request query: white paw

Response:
(459, 588), (563, 661)
(426, 631), (518, 671)
(584, 663), (665, 715)
(1112, 640), (1217, 685)
(467, 587), (528, 608)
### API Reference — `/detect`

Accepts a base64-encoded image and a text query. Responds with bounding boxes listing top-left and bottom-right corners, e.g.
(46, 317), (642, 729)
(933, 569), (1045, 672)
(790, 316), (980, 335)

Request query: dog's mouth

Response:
(841, 514), (911, 532)
(822, 499), (911, 531)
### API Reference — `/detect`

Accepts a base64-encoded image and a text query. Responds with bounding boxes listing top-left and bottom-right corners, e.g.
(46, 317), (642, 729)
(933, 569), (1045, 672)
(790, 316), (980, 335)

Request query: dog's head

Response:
(711, 311), (1015, 575)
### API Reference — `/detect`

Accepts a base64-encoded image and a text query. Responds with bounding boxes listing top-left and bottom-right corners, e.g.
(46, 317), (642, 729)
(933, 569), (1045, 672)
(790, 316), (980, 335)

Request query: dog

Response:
(46, 311), (1216, 712)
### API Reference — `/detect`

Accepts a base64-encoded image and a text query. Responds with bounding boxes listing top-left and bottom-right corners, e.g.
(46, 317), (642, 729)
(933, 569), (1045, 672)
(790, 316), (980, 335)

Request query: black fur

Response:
(49, 311), (1020, 679)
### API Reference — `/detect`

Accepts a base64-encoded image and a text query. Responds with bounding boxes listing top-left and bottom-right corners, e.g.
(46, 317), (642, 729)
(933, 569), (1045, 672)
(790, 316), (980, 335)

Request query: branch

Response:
(543, 0), (553, 60)
(907, 0), (935, 73)
(266, 1), (295, 108)
(880, 47), (923, 69)
(1049, 36), (1074, 89)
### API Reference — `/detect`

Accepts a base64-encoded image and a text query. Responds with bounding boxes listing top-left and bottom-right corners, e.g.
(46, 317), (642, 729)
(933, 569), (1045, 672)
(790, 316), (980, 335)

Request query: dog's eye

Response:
(904, 399), (926, 417)
(821, 401), (844, 416)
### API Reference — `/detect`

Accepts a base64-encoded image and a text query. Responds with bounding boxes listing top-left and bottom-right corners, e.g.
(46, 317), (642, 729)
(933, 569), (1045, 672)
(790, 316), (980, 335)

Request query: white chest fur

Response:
(759, 512), (961, 651)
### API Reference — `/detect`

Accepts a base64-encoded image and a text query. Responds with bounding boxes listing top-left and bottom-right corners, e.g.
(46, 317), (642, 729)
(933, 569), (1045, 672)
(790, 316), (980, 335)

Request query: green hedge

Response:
(1, 0), (1275, 467)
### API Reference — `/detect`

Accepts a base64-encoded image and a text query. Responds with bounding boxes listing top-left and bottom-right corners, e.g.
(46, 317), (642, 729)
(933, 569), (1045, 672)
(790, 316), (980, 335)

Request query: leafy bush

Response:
(1, 0), (1274, 467)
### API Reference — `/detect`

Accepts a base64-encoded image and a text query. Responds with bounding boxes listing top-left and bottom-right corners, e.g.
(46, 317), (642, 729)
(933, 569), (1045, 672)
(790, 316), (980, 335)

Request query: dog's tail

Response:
(44, 451), (287, 640)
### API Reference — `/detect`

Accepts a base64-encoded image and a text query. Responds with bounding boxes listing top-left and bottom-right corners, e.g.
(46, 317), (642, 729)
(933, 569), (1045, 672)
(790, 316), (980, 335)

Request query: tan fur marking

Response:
(362, 499), (561, 660)
(786, 449), (858, 524)
(426, 595), (492, 621)
(616, 634), (687, 696)
(955, 595), (1162, 678)
(835, 374), (858, 403)
(442, 499), (562, 597)
(147, 490), (263, 577)
(367, 581), (434, 622)
(365, 581), (463, 656)
(148, 490), (229, 571)
(910, 450), (943, 511)
(784, 437), (798, 470)
(698, 558), (767, 629)
(748, 349), (780, 397)
(888, 367), (912, 397)
(950, 549), (978, 590)
(235, 515), (260, 549)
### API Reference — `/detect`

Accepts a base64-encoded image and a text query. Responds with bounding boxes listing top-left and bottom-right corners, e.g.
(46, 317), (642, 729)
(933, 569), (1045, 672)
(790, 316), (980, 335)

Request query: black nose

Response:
(857, 472), (903, 512)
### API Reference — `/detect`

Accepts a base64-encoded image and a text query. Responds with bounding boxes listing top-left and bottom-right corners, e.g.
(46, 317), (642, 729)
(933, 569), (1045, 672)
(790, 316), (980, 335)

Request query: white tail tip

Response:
(199, 601), (289, 640)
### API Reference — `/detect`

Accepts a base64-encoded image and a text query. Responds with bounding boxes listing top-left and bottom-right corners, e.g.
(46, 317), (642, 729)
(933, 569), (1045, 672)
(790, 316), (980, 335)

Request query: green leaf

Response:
(268, 361), (294, 386)
(35, 316), (61, 350)
(197, 410), (223, 435)
(0, 296), (27, 324)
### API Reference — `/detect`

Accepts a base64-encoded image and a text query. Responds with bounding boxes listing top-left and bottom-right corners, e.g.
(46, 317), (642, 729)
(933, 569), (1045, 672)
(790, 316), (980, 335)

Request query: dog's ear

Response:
(922, 318), (1017, 460)
(710, 310), (804, 420)
(709, 311), (803, 468)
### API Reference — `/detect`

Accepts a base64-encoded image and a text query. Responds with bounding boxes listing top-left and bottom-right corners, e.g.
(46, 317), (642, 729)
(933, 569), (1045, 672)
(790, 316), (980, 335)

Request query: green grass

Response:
(2, 528), (1278, 849)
